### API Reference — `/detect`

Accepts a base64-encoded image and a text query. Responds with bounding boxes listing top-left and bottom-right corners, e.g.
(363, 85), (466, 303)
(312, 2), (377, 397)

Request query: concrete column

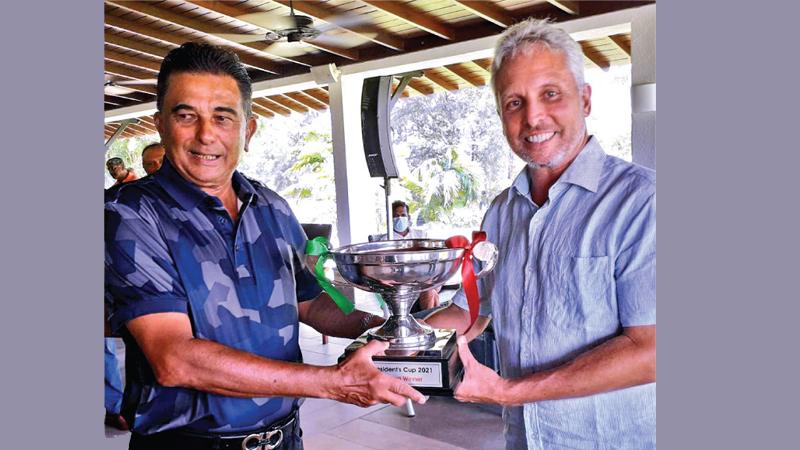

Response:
(631, 4), (656, 169)
(328, 73), (375, 246)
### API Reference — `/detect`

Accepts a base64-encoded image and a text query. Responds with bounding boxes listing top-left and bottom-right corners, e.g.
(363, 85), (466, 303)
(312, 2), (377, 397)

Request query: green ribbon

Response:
(306, 237), (354, 314)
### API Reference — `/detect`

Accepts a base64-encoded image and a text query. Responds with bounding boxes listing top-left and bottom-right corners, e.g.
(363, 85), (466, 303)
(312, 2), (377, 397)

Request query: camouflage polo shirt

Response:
(105, 157), (322, 434)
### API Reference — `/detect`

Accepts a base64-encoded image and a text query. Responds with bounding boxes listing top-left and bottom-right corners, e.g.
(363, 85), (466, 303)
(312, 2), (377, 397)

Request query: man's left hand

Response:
(453, 336), (508, 405)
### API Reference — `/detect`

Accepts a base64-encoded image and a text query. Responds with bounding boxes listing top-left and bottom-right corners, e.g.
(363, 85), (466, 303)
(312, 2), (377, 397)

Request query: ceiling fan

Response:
(104, 74), (156, 96)
(213, 0), (374, 57)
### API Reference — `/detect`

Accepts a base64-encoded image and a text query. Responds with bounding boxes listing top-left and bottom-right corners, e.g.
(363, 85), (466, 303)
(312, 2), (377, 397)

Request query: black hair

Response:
(391, 200), (409, 214)
(156, 42), (252, 117)
(141, 142), (164, 157)
(106, 157), (124, 168)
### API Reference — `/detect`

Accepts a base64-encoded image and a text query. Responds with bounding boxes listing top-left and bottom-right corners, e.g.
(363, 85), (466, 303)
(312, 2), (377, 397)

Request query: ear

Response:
(581, 83), (592, 117)
(244, 114), (257, 152)
(153, 111), (164, 137)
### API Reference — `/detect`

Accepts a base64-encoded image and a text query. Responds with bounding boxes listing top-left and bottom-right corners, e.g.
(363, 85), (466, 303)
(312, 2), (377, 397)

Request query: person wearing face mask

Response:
(377, 200), (428, 240)
(373, 201), (438, 311)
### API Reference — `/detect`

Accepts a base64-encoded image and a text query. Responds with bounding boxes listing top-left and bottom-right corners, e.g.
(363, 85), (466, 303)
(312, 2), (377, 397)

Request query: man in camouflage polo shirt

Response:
(105, 42), (425, 450)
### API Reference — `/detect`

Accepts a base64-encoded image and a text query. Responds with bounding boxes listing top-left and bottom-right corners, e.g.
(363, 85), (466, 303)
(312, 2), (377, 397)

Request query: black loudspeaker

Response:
(361, 76), (399, 178)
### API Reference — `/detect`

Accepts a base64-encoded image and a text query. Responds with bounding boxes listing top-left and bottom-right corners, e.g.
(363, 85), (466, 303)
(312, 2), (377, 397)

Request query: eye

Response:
(504, 99), (521, 111)
(214, 115), (236, 127)
(544, 90), (560, 99)
(175, 112), (197, 123)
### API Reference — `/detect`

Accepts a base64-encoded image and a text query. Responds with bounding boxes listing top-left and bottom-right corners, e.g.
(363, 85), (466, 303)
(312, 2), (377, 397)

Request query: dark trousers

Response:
(128, 414), (303, 450)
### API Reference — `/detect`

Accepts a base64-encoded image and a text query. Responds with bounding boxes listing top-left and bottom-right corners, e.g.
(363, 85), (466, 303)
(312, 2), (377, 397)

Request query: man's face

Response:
(154, 73), (256, 193)
(107, 163), (126, 180)
(495, 45), (591, 171)
(141, 146), (166, 175)
(393, 205), (408, 220)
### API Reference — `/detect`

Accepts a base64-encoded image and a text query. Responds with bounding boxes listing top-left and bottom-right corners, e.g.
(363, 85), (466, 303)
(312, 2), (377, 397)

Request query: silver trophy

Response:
(330, 238), (497, 395)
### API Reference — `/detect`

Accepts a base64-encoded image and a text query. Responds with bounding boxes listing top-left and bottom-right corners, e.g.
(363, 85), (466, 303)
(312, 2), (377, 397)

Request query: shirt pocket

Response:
(544, 253), (615, 330)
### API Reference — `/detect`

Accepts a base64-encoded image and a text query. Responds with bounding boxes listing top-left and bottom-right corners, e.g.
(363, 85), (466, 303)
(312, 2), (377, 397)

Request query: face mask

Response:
(393, 216), (409, 233)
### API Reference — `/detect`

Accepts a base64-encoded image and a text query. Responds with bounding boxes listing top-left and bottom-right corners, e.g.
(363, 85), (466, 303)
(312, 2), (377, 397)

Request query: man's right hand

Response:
(328, 339), (427, 408)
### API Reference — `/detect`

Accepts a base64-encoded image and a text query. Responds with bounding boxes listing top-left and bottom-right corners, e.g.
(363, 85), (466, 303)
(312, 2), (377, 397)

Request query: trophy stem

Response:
(368, 290), (435, 349)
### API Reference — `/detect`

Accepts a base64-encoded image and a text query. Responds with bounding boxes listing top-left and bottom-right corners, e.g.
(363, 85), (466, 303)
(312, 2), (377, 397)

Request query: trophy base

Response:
(340, 328), (462, 396)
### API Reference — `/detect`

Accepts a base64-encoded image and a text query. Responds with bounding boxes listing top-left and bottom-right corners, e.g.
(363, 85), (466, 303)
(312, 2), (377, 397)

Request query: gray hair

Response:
(490, 18), (585, 109)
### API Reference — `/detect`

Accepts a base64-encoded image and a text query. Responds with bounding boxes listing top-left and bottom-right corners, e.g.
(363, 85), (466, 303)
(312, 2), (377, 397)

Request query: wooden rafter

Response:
(361, 0), (456, 41)
(301, 88), (329, 105)
(271, 0), (405, 52)
(106, 1), (311, 70)
(472, 58), (493, 73)
(546, 0), (579, 15)
(105, 32), (171, 60)
(185, 0), (359, 61)
(251, 103), (276, 118)
(423, 70), (459, 92)
(452, 1), (514, 28)
(407, 78), (434, 96)
(255, 97), (293, 116)
(268, 95), (309, 114)
(579, 41), (611, 71)
(104, 49), (161, 73)
(443, 64), (483, 87)
(608, 34), (631, 57)
(283, 92), (327, 111)
(105, 15), (275, 74)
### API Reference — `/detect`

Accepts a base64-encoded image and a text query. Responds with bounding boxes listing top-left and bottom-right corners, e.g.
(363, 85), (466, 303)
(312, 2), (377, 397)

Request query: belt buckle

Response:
(241, 429), (283, 450)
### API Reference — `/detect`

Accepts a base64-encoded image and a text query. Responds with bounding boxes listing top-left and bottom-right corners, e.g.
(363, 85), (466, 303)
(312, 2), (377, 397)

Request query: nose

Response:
(523, 99), (546, 128)
(196, 116), (216, 145)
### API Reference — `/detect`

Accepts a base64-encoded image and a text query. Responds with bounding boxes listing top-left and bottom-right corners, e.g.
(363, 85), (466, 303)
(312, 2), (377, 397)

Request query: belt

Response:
(130, 410), (298, 450)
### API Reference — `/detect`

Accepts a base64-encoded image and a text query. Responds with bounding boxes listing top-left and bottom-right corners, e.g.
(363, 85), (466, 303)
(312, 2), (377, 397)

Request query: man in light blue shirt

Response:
(427, 18), (655, 449)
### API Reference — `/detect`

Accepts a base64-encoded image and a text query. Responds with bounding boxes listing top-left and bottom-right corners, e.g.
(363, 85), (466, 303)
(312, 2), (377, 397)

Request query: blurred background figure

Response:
(105, 157), (137, 186)
(140, 143), (166, 175)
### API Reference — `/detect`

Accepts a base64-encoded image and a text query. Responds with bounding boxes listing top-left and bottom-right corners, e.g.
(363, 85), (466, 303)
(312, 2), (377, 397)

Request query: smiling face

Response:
(153, 72), (256, 194)
(496, 45), (591, 172)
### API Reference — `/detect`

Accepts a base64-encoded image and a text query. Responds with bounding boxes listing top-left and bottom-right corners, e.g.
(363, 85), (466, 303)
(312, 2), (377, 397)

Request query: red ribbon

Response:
(445, 231), (486, 334)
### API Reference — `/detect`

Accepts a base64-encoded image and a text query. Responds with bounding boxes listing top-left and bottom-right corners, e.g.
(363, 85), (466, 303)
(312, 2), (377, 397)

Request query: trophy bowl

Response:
(329, 239), (465, 350)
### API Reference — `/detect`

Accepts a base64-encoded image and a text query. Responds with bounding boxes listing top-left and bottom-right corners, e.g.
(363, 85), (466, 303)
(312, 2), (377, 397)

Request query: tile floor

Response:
(105, 291), (504, 449)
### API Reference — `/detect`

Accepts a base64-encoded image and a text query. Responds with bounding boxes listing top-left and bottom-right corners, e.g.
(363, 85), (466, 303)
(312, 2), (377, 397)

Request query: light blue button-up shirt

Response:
(453, 137), (656, 449)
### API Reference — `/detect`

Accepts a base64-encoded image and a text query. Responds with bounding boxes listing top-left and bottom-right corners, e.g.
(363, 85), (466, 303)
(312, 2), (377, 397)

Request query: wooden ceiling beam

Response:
(251, 103), (275, 118)
(579, 41), (611, 71)
(254, 97), (292, 116)
(546, 0), (579, 15)
(472, 58), (493, 73)
(271, 0), (405, 52)
(423, 70), (460, 92)
(361, 0), (456, 41)
(443, 64), (483, 87)
(452, 1), (514, 28)
(105, 32), (170, 59)
(106, 1), (307, 71)
(283, 92), (327, 111)
(407, 78), (434, 96)
(104, 48), (161, 73)
(184, 1), (358, 61)
(301, 88), (329, 105)
(105, 15), (275, 74)
(267, 95), (309, 114)
(608, 34), (631, 57)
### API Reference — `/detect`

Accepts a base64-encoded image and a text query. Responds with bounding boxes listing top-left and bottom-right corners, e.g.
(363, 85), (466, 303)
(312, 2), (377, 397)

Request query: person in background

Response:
(426, 18), (656, 449)
(373, 200), (439, 311)
(106, 157), (138, 186)
(140, 142), (166, 175)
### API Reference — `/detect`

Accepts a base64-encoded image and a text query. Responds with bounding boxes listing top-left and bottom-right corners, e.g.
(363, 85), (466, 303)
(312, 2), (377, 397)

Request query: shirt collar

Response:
(154, 157), (258, 211)
(507, 135), (605, 205)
